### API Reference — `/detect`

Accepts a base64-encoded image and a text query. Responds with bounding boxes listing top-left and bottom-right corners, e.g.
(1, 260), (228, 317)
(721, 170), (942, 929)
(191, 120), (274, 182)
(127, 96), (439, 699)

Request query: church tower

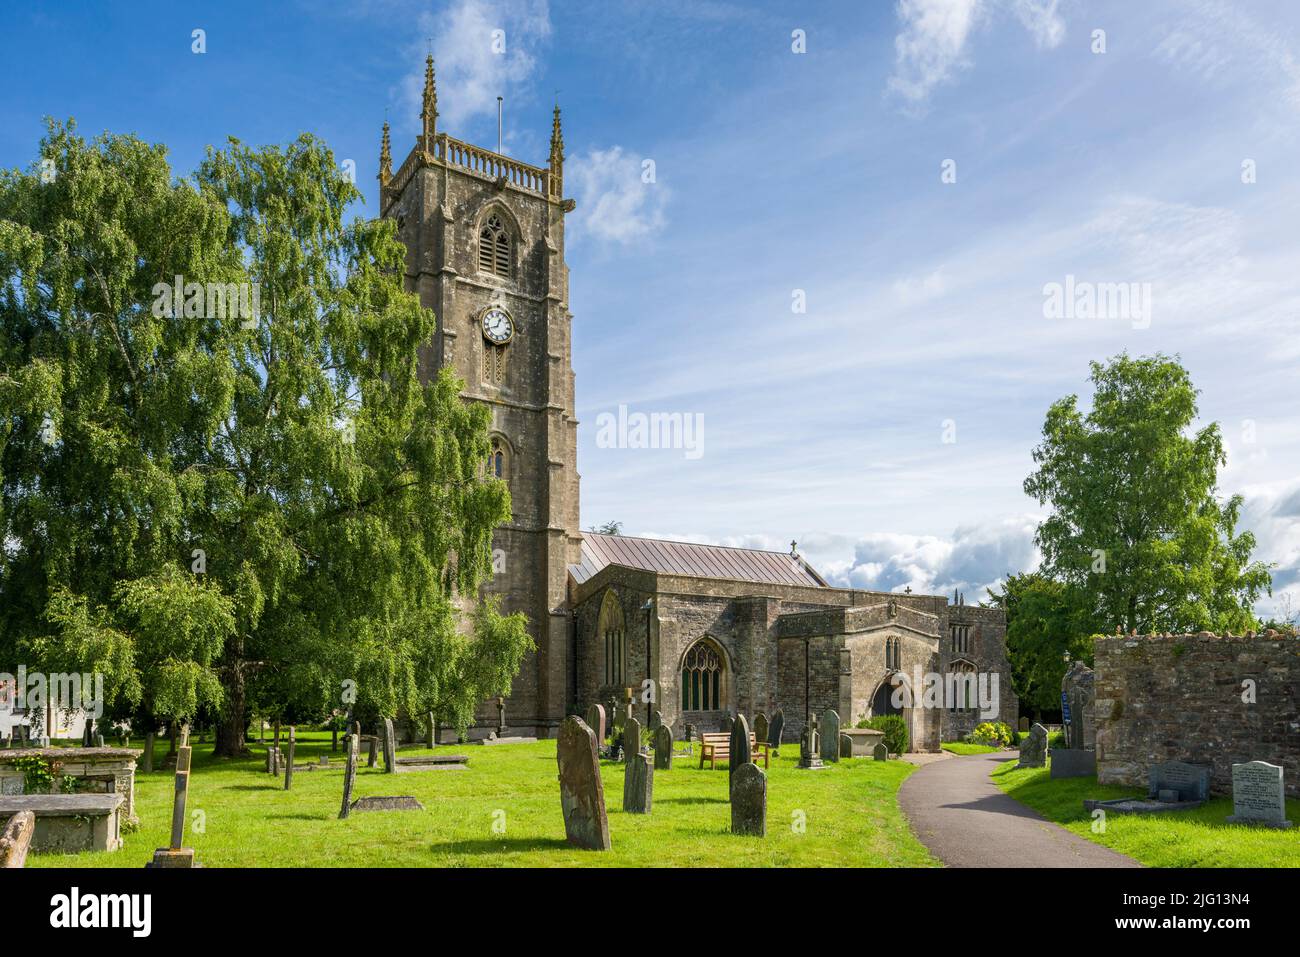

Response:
(380, 57), (582, 737)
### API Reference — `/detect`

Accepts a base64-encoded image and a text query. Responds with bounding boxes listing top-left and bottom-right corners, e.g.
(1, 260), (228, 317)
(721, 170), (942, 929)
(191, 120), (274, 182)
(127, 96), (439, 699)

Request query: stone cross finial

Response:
(790, 540), (798, 556)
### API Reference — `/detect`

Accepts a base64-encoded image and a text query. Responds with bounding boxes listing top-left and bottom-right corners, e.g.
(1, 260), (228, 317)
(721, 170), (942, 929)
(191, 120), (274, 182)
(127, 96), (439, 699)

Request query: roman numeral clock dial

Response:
(481, 307), (514, 345)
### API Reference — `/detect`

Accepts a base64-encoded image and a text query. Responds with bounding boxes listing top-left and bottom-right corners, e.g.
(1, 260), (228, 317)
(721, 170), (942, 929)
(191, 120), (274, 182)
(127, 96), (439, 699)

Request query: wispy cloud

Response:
(887, 0), (1066, 107)
(402, 0), (552, 135)
(567, 146), (670, 246)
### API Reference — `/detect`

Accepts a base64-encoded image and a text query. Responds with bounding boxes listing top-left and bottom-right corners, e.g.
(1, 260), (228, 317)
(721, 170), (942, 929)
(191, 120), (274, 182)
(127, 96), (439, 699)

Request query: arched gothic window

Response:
(485, 436), (510, 481)
(681, 637), (726, 712)
(598, 590), (625, 687)
(948, 661), (977, 711)
(885, 636), (901, 671)
(950, 623), (971, 654)
(478, 213), (511, 277)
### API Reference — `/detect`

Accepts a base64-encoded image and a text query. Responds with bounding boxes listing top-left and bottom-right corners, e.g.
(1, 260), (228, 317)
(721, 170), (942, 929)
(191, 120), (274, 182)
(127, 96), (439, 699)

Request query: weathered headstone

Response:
(624, 749), (654, 813)
(1050, 748), (1096, 779)
(1225, 761), (1291, 828)
(284, 726), (296, 791)
(1147, 761), (1210, 804)
(839, 732), (853, 758)
(873, 742), (888, 761)
(684, 723), (695, 743)
(496, 696), (507, 737)
(730, 762), (767, 836)
(820, 709), (840, 763)
(382, 718), (397, 773)
(729, 713), (753, 779)
(0, 810), (35, 868)
(149, 725), (196, 867)
(339, 733), (359, 820)
(1016, 723), (1048, 769)
(366, 735), (378, 768)
(556, 716), (610, 850)
(623, 715), (642, 759)
(798, 713), (823, 769)
(1061, 660), (1096, 750)
(648, 709), (662, 732)
(652, 724), (673, 770)
(1017, 717), (1029, 733)
(752, 713), (768, 748)
(768, 709), (784, 752)
(586, 703), (606, 745)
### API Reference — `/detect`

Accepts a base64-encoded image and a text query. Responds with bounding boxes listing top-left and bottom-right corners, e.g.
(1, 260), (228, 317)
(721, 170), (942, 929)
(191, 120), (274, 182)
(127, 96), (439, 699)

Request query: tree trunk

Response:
(213, 650), (251, 758)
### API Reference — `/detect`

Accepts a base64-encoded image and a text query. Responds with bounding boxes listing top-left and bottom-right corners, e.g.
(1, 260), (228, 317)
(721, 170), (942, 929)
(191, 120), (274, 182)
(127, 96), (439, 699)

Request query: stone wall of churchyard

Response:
(1094, 632), (1300, 796)
(938, 605), (1018, 742)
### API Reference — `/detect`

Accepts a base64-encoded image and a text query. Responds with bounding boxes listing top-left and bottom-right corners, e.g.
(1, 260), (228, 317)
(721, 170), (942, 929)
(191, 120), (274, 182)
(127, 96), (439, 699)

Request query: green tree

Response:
(1023, 353), (1271, 635)
(0, 120), (531, 756)
(985, 572), (1094, 715)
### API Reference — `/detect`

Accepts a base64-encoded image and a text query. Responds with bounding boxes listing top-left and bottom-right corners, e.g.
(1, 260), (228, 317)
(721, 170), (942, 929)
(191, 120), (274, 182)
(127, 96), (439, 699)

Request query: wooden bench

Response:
(0, 794), (125, 854)
(698, 732), (770, 770)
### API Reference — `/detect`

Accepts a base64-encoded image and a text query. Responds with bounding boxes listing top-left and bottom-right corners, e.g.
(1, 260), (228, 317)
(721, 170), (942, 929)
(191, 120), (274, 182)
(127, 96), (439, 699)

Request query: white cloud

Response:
(886, 0), (1066, 106)
(567, 146), (670, 245)
(892, 268), (948, 305)
(1010, 0), (1066, 49)
(888, 0), (986, 105)
(405, 0), (552, 133)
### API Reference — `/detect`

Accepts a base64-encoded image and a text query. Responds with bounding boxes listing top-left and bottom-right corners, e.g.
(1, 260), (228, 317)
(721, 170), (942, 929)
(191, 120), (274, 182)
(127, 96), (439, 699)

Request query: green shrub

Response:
(968, 721), (1013, 747)
(1048, 731), (1067, 749)
(865, 715), (908, 755)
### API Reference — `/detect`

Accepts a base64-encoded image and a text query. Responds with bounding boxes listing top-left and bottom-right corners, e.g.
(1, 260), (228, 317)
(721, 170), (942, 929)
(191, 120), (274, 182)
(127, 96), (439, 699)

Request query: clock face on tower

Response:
(481, 306), (514, 345)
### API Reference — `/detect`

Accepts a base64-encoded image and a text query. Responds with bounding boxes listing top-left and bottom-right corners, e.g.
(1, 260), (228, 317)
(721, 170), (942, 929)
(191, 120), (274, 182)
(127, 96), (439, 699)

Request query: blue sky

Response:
(3, 0), (1299, 618)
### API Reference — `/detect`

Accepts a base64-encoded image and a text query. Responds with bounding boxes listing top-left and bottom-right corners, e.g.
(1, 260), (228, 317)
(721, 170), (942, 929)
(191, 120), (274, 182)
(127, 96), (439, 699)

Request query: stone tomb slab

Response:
(350, 796), (425, 812)
(1225, 760), (1291, 829)
(1147, 761), (1210, 804)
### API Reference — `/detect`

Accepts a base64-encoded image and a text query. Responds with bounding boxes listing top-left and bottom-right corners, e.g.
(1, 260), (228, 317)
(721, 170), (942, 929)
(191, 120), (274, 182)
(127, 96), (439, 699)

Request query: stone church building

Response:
(380, 59), (1016, 750)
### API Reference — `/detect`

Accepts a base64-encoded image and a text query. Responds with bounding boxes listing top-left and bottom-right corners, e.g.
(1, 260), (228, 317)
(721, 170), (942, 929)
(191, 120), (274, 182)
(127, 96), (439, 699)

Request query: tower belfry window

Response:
(479, 213), (511, 277)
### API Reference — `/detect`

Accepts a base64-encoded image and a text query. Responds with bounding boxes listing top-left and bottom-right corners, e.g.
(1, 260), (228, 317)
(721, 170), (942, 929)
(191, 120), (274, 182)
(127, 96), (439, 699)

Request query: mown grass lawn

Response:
(30, 732), (936, 868)
(941, 741), (1001, 755)
(993, 757), (1300, 867)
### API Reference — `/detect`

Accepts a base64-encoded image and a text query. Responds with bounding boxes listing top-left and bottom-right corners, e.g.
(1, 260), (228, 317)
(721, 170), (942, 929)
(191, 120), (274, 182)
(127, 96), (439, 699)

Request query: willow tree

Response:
(0, 120), (530, 756)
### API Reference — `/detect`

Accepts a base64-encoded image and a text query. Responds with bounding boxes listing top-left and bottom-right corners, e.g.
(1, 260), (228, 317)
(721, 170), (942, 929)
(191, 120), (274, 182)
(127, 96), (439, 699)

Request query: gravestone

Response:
(683, 723), (695, 743)
(1061, 660), (1096, 750)
(624, 749), (653, 814)
(839, 733), (853, 758)
(1018, 717), (1029, 733)
(319, 756), (329, 767)
(149, 725), (197, 868)
(653, 724), (673, 770)
(496, 696), (507, 737)
(752, 713), (768, 748)
(1147, 761), (1210, 804)
(556, 716), (610, 850)
(1225, 761), (1291, 828)
(768, 709), (784, 752)
(284, 726), (296, 791)
(585, 703), (606, 745)
(1016, 723), (1048, 769)
(820, 709), (840, 763)
(382, 718), (397, 773)
(729, 714), (753, 779)
(623, 715), (642, 759)
(367, 736), (378, 767)
(1050, 748), (1096, 779)
(730, 762), (767, 837)
(873, 742), (888, 761)
(351, 796), (423, 812)
(338, 734), (359, 820)
(798, 713), (823, 769)
(648, 710), (662, 732)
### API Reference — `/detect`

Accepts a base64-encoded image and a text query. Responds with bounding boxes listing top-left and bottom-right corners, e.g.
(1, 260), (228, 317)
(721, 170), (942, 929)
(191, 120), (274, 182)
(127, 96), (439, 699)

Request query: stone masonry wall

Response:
(1095, 632), (1300, 797)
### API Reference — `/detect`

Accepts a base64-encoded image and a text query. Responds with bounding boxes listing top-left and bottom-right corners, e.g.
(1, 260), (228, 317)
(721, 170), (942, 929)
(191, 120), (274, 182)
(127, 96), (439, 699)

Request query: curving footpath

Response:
(898, 750), (1140, 868)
